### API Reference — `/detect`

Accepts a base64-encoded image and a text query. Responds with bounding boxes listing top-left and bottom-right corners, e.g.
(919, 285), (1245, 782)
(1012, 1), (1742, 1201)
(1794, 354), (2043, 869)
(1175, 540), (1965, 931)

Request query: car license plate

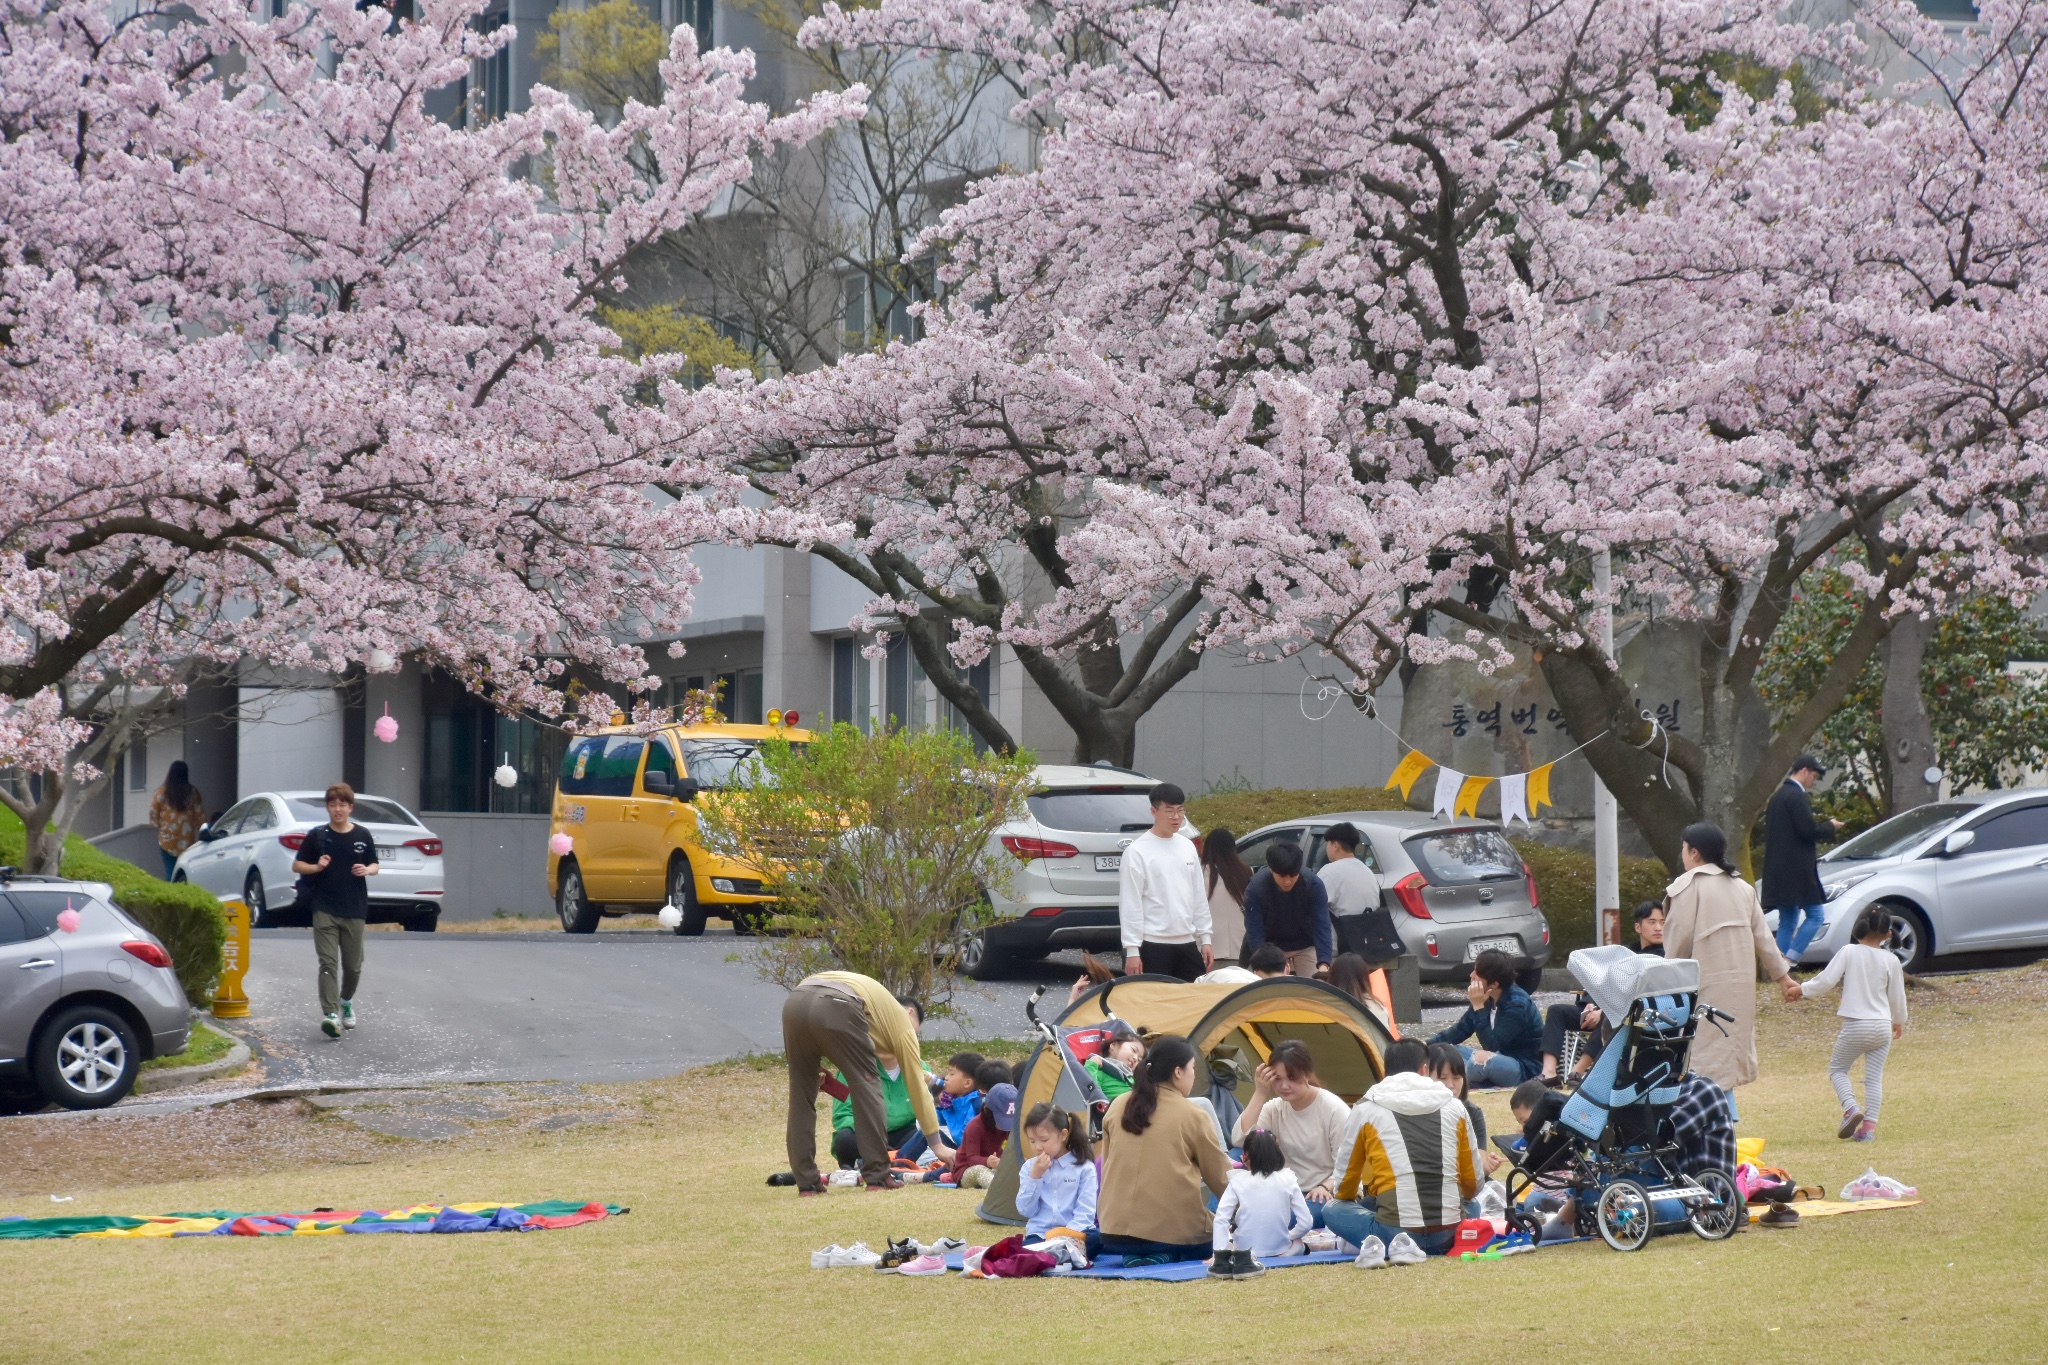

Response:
(1094, 854), (1121, 872)
(1465, 936), (1517, 960)
(377, 845), (401, 860)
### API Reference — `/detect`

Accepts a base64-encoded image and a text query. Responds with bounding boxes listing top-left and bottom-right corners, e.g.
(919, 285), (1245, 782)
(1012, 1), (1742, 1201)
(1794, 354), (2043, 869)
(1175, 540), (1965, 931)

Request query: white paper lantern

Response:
(366, 648), (397, 674)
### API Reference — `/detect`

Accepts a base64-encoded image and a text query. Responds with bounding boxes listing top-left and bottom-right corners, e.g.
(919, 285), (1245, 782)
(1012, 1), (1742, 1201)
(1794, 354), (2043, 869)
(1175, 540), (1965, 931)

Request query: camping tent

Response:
(976, 975), (1396, 1225)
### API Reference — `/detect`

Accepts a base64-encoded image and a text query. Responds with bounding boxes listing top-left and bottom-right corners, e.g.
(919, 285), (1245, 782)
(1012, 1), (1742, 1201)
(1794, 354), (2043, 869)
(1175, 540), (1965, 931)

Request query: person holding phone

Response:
(291, 783), (380, 1039)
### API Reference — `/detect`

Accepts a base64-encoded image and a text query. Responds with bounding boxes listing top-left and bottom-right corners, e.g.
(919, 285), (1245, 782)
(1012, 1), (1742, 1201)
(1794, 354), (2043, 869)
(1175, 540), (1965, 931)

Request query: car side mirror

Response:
(198, 824), (219, 843)
(643, 769), (674, 797)
(1944, 829), (1976, 856)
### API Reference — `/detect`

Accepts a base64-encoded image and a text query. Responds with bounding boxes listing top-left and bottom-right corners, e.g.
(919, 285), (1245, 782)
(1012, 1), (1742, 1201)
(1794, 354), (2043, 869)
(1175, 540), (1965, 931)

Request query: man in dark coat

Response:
(1762, 755), (1841, 962)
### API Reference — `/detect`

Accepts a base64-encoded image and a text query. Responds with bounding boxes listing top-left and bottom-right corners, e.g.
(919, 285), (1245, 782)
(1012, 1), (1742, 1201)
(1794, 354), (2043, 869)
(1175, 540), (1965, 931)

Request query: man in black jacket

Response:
(1762, 755), (1840, 963)
(1241, 841), (1333, 976)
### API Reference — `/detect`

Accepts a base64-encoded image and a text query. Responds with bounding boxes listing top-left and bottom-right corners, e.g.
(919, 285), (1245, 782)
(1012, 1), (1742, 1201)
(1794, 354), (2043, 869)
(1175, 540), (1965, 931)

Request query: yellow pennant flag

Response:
(1454, 774), (1492, 818)
(1526, 762), (1555, 815)
(1385, 748), (1434, 801)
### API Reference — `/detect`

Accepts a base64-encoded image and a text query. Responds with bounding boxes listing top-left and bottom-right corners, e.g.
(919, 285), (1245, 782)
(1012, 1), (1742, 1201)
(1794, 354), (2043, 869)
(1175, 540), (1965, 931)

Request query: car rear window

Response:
(558, 736), (646, 797)
(285, 796), (420, 826)
(1405, 828), (1524, 885)
(6, 890), (90, 936)
(1027, 790), (1156, 833)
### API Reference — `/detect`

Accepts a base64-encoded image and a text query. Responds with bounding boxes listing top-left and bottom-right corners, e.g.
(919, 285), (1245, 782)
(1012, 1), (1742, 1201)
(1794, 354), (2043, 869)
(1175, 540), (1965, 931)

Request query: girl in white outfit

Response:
(1791, 906), (1908, 1142)
(1213, 1130), (1314, 1261)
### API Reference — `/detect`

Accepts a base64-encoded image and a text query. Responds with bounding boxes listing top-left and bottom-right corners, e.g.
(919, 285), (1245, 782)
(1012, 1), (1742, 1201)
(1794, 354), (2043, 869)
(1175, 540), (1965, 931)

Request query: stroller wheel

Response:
(1595, 1179), (1655, 1252)
(1686, 1168), (1742, 1242)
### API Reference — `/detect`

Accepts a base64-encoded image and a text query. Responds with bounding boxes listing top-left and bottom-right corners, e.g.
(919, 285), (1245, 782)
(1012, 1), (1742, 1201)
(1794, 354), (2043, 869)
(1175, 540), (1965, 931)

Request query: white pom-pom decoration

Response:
(657, 904), (683, 930)
(366, 649), (397, 674)
(494, 763), (518, 789)
(549, 832), (574, 857)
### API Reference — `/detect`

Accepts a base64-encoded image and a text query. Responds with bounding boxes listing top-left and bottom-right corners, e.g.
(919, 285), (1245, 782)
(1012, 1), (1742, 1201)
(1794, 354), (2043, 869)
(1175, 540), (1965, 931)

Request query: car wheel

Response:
(404, 910), (440, 933)
(668, 857), (705, 937)
(959, 931), (1011, 980)
(243, 870), (271, 928)
(1881, 902), (1932, 974)
(556, 861), (599, 934)
(729, 906), (761, 937)
(33, 1005), (141, 1111)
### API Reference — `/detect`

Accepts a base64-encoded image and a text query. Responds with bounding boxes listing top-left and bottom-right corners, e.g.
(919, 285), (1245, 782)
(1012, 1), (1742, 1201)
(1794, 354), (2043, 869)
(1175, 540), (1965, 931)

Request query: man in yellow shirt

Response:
(784, 971), (955, 1192)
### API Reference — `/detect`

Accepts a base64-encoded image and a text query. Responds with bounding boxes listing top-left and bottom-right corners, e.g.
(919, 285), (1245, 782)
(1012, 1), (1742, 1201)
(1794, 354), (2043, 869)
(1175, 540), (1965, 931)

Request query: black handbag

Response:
(1351, 903), (1407, 964)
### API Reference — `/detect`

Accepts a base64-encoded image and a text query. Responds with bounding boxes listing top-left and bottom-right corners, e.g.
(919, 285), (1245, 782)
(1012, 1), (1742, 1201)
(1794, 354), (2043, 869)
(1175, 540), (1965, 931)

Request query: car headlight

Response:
(711, 878), (735, 894)
(1821, 870), (1876, 902)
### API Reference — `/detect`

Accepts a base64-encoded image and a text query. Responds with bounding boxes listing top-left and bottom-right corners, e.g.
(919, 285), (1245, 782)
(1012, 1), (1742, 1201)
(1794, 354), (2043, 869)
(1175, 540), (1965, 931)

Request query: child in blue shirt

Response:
(1014, 1102), (1099, 1239)
(899, 1051), (985, 1165)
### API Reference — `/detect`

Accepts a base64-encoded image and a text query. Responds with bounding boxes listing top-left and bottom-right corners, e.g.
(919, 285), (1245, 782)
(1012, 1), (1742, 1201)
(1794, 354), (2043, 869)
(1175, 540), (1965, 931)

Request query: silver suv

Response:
(1799, 788), (2048, 973)
(0, 873), (191, 1112)
(1237, 811), (1550, 987)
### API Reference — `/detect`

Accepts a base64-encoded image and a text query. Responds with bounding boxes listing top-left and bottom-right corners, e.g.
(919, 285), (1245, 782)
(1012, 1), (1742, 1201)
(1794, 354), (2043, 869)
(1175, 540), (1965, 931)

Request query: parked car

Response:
(548, 720), (816, 935)
(1794, 788), (2048, 973)
(0, 873), (190, 1112)
(1236, 811), (1551, 988)
(172, 791), (445, 931)
(961, 764), (1175, 979)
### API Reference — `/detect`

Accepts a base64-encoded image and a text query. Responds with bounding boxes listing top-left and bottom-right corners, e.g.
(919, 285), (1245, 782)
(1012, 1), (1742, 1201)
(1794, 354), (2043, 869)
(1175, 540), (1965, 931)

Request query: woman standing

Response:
(1663, 822), (1795, 1089)
(1092, 1036), (1232, 1265)
(1200, 828), (1251, 964)
(149, 759), (204, 880)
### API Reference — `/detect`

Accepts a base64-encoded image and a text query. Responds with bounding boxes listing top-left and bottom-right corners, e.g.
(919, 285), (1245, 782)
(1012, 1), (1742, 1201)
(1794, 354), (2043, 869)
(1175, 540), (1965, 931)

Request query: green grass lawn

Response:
(4, 967), (2044, 1364)
(138, 1021), (239, 1073)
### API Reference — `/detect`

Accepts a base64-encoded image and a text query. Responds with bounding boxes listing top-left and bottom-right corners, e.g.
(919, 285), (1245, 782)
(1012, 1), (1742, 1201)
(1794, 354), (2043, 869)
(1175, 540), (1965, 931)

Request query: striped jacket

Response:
(1334, 1072), (1479, 1229)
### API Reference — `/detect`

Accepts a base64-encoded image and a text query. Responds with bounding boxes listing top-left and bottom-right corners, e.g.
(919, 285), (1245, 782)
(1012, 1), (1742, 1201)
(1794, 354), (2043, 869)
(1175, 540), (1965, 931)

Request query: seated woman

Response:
(1229, 1041), (1350, 1224)
(1424, 1042), (1503, 1182)
(1091, 1035), (1232, 1266)
(1539, 901), (1667, 1083)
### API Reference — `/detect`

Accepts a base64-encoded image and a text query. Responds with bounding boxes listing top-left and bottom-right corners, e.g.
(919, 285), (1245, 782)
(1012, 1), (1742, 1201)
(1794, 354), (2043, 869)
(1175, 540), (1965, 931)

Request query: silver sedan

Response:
(1792, 788), (2048, 972)
(173, 790), (445, 930)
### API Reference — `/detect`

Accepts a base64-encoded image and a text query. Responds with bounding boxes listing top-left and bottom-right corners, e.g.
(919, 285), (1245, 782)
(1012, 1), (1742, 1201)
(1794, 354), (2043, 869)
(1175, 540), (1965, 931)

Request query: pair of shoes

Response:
(340, 1000), (356, 1030)
(1838, 1105), (1865, 1139)
(811, 1242), (882, 1268)
(1852, 1119), (1878, 1142)
(863, 1174), (906, 1192)
(320, 1013), (341, 1038)
(1352, 1237), (1387, 1269)
(1757, 1202), (1800, 1229)
(1208, 1249), (1265, 1279)
(1387, 1231), (1427, 1265)
(876, 1237), (921, 1269)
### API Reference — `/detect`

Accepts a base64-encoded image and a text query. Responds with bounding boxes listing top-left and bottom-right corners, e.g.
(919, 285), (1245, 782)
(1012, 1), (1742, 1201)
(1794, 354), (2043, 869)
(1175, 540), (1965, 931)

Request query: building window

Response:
(832, 638), (874, 732)
(128, 735), (149, 791)
(475, 5), (511, 122)
(672, 0), (713, 51)
(420, 670), (566, 813)
(715, 668), (764, 725)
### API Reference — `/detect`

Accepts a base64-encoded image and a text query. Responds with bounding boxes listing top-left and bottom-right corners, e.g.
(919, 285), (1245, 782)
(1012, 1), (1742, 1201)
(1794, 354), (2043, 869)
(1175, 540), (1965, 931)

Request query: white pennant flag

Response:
(1432, 765), (1464, 819)
(1499, 772), (1530, 826)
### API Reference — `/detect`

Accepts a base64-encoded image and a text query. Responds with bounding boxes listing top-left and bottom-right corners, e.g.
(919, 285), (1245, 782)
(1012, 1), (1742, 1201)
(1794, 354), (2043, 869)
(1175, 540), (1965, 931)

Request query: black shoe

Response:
(1758, 1202), (1800, 1229)
(876, 1236), (920, 1269)
(1208, 1250), (1239, 1278)
(766, 1172), (796, 1187)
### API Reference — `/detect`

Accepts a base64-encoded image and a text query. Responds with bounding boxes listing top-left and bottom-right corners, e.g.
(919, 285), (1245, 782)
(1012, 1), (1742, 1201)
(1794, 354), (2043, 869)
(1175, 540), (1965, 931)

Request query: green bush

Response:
(0, 809), (225, 1007)
(1185, 784), (1670, 955)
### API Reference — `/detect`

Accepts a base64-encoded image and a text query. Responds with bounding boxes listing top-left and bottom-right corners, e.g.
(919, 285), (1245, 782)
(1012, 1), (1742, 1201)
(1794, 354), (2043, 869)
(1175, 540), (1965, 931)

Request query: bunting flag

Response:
(1527, 762), (1555, 816)
(1499, 772), (1530, 826)
(1454, 774), (1492, 817)
(1385, 748), (1434, 801)
(1431, 765), (1464, 818)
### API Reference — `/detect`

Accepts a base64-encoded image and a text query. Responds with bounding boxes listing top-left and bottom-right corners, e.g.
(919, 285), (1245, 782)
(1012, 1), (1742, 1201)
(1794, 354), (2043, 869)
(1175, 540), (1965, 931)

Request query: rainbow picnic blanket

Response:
(0, 1199), (624, 1240)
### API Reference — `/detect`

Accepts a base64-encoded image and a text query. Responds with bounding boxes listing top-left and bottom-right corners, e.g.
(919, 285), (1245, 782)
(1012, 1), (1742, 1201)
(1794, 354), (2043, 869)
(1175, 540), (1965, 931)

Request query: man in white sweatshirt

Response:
(1118, 782), (1212, 982)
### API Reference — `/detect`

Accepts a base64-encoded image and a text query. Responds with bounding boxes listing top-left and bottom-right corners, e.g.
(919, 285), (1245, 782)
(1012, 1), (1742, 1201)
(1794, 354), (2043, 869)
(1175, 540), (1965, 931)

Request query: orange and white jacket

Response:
(1334, 1072), (1478, 1229)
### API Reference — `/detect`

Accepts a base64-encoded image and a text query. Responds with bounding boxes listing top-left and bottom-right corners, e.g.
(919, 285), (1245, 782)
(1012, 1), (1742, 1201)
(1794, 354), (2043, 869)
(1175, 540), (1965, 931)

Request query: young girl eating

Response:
(1014, 1103), (1099, 1239)
(1787, 905), (1908, 1142)
(1211, 1129), (1314, 1277)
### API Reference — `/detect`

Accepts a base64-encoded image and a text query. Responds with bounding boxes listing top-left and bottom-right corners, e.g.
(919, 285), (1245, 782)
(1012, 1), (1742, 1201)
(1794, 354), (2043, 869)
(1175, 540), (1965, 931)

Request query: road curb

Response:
(133, 1021), (253, 1094)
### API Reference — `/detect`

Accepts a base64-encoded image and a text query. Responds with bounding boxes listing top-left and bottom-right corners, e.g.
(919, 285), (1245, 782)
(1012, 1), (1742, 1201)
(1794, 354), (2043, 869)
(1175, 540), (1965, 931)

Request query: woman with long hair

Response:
(1229, 1040), (1352, 1220)
(1663, 822), (1795, 1088)
(1327, 951), (1402, 1039)
(1091, 1035), (1231, 1265)
(149, 758), (204, 879)
(1200, 828), (1252, 962)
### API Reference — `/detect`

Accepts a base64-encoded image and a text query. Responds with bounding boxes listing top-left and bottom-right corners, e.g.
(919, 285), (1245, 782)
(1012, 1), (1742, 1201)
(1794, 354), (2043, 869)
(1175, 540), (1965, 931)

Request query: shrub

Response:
(694, 724), (1038, 1015)
(0, 808), (225, 1007)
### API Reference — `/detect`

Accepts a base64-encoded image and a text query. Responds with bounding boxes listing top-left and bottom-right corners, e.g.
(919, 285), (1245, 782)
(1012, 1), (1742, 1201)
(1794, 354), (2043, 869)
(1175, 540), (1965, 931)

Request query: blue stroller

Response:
(1501, 947), (1744, 1252)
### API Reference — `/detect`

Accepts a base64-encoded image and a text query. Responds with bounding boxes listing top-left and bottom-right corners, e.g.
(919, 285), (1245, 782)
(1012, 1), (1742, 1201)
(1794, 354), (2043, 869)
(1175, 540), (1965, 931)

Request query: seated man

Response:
(1430, 949), (1543, 1088)
(1322, 1038), (1478, 1258)
(1540, 901), (1667, 1083)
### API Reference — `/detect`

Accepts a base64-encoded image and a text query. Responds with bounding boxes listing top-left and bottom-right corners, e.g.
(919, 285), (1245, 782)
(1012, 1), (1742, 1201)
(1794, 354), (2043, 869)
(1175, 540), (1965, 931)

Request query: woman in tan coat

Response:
(1663, 823), (1794, 1089)
(1093, 1035), (1231, 1263)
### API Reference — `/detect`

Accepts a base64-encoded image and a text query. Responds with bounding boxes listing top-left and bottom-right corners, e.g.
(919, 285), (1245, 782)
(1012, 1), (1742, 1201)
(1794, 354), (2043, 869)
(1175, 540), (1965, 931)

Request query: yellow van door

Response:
(556, 734), (646, 902)
(617, 736), (684, 902)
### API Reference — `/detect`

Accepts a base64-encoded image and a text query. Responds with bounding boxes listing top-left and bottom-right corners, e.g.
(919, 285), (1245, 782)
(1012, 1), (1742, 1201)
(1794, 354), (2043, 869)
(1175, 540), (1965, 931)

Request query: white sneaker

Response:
(810, 1244), (846, 1269)
(826, 1169), (861, 1187)
(1352, 1236), (1387, 1268)
(1387, 1232), (1427, 1265)
(835, 1241), (882, 1269)
(918, 1236), (965, 1256)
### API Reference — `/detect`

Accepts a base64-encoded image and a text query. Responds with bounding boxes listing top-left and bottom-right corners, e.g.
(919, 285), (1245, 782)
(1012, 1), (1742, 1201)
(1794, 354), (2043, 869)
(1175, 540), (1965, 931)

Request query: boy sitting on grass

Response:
(898, 1051), (986, 1165)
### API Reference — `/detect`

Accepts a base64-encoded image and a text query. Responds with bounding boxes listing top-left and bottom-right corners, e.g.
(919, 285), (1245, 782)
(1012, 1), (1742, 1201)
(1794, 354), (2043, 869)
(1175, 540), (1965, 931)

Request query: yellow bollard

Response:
(213, 897), (251, 1019)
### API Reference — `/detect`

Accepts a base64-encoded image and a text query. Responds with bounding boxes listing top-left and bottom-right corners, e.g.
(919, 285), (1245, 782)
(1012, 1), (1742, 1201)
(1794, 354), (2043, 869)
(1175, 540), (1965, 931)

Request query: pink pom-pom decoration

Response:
(374, 702), (398, 743)
(549, 832), (574, 857)
(57, 907), (81, 933)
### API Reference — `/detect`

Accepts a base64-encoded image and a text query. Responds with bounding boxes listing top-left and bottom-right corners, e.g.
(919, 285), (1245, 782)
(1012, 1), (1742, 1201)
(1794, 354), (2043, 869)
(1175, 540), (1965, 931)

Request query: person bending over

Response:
(1241, 840), (1333, 977)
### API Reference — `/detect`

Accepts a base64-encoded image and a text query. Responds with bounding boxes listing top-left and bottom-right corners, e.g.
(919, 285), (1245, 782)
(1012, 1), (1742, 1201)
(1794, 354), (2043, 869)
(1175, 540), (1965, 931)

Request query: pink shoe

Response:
(897, 1254), (947, 1276)
(1852, 1119), (1878, 1142)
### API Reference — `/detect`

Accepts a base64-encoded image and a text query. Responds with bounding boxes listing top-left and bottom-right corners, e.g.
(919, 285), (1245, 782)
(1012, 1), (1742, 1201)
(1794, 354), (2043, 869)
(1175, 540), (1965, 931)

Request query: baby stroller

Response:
(1501, 947), (1744, 1252)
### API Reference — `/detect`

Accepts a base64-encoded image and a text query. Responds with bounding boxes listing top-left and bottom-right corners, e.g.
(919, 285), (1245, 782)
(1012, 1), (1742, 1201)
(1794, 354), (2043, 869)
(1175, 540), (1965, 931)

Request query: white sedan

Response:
(172, 790), (445, 930)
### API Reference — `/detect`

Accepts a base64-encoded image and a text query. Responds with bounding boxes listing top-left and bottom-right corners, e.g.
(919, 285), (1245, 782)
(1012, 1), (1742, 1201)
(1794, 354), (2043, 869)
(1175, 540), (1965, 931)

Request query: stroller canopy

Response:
(976, 975), (1394, 1225)
(1568, 945), (1702, 1023)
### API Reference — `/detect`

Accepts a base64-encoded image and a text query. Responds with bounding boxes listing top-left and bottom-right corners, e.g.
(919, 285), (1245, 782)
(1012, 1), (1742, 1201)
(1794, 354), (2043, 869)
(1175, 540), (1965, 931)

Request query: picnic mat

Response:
(1746, 1198), (1921, 1224)
(0, 1200), (625, 1240)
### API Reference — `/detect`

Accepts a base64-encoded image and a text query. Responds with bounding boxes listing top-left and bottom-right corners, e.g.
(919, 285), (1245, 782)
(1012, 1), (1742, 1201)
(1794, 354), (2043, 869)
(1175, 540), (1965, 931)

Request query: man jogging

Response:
(291, 783), (379, 1038)
(1119, 782), (1212, 981)
(1762, 755), (1841, 964)
(782, 971), (953, 1193)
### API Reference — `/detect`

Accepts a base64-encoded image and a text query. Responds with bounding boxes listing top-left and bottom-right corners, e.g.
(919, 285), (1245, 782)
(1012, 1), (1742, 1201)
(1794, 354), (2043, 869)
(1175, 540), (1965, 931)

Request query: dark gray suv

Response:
(0, 873), (191, 1112)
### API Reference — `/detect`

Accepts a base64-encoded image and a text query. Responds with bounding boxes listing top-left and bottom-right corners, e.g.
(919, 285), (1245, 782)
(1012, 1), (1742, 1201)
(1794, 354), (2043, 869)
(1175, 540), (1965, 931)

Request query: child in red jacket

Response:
(950, 1078), (1018, 1189)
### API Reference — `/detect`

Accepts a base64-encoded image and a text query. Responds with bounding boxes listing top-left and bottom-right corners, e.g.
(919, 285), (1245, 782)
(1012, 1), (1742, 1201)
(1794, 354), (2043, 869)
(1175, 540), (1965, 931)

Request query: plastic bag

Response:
(1841, 1168), (1918, 1201)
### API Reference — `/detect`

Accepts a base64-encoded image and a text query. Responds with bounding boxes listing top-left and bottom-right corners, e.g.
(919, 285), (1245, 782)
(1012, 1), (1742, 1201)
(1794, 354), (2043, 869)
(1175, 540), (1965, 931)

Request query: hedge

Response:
(0, 808), (225, 1007)
(1185, 785), (1670, 955)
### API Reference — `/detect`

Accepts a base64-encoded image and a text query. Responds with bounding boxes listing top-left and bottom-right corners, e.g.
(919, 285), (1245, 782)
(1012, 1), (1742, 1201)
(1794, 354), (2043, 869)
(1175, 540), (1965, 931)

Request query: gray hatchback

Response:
(0, 873), (190, 1112)
(1238, 811), (1551, 987)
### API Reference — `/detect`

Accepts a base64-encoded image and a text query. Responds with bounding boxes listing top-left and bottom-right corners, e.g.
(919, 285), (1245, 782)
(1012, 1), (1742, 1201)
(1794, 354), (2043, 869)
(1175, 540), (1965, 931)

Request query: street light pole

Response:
(1592, 548), (1620, 948)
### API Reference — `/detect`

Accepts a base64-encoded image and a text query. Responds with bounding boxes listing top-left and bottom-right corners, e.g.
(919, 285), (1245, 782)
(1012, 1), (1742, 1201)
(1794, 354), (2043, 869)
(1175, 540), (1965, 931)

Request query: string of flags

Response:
(1384, 749), (1557, 825)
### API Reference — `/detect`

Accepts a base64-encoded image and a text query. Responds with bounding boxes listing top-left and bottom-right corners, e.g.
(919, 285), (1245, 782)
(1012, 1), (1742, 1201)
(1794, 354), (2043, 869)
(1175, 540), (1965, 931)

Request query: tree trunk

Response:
(2, 771), (67, 875)
(1880, 613), (1939, 817)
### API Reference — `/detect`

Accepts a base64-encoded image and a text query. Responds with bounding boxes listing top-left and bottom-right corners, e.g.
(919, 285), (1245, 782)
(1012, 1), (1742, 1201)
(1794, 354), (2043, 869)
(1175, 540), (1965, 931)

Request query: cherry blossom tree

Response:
(0, 0), (860, 868)
(719, 0), (2048, 861)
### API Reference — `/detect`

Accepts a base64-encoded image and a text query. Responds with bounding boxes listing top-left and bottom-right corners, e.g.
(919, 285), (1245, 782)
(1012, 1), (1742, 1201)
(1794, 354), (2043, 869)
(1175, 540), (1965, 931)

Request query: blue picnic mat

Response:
(1066, 1250), (1355, 1281)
